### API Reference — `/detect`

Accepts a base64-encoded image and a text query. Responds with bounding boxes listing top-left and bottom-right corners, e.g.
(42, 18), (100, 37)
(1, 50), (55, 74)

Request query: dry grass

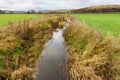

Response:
(0, 15), (66, 79)
(64, 17), (120, 80)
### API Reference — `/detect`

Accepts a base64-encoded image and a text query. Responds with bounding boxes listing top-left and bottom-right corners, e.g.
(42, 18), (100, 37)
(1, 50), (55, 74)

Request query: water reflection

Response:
(36, 29), (68, 80)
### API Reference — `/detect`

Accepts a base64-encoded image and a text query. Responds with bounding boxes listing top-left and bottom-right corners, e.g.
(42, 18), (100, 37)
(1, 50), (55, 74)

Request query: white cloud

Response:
(0, 0), (120, 11)
(0, 0), (39, 11)
(80, 0), (120, 8)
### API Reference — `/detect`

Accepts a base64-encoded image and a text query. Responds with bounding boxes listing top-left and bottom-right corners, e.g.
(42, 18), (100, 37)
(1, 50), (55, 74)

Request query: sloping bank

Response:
(0, 15), (67, 79)
(64, 17), (120, 80)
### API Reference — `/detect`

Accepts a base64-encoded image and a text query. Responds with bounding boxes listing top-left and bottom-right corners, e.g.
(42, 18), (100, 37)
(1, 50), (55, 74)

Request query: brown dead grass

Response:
(0, 15), (66, 79)
(64, 17), (120, 80)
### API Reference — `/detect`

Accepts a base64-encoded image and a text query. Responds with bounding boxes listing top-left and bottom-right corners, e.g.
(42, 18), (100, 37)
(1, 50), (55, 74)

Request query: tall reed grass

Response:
(64, 17), (120, 80)
(0, 15), (66, 79)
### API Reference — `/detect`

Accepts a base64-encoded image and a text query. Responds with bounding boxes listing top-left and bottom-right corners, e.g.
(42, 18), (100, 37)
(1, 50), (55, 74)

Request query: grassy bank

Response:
(0, 14), (37, 26)
(0, 15), (66, 79)
(72, 14), (120, 37)
(0, 14), (120, 80)
(64, 17), (120, 80)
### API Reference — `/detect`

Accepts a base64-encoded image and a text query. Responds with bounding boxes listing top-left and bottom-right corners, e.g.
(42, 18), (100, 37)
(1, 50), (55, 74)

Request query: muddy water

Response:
(36, 28), (68, 80)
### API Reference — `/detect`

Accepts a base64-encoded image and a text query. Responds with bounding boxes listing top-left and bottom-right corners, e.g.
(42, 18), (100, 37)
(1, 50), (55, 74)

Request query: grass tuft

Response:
(0, 15), (66, 79)
(64, 17), (120, 80)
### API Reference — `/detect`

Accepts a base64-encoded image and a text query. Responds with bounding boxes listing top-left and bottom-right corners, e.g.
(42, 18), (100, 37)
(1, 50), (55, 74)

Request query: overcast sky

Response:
(0, 0), (120, 11)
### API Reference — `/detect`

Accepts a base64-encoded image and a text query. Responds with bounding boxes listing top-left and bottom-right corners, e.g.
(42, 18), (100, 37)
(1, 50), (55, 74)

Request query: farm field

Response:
(0, 0), (120, 79)
(0, 14), (37, 26)
(72, 14), (120, 37)
(0, 14), (119, 80)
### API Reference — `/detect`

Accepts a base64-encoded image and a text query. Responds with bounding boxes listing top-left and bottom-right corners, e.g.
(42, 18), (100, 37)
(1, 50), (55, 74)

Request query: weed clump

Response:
(0, 15), (66, 79)
(64, 17), (120, 80)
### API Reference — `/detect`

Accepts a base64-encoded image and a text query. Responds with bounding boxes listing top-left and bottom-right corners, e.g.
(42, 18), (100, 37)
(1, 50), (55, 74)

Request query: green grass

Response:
(117, 76), (120, 80)
(0, 14), (37, 26)
(72, 14), (120, 37)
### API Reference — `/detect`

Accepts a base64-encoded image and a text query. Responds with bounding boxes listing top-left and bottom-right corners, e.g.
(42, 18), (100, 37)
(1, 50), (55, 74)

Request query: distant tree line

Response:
(26, 10), (36, 14)
(0, 9), (69, 14)
(0, 10), (5, 14)
(0, 9), (38, 14)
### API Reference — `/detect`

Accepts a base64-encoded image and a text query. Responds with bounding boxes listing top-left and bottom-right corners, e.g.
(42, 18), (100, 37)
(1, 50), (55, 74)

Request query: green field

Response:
(0, 14), (120, 37)
(72, 14), (120, 37)
(0, 14), (36, 26)
(0, 14), (119, 79)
